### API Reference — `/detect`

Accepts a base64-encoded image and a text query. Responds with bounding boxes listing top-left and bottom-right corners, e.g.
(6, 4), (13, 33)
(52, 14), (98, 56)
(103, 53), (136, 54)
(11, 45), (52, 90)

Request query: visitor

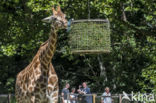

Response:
(101, 87), (112, 103)
(78, 85), (83, 91)
(77, 82), (92, 103)
(70, 88), (77, 103)
(77, 85), (83, 102)
(61, 83), (70, 103)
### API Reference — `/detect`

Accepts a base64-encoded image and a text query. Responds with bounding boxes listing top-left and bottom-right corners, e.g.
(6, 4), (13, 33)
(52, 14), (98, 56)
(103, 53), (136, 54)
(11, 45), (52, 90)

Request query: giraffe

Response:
(15, 6), (67, 103)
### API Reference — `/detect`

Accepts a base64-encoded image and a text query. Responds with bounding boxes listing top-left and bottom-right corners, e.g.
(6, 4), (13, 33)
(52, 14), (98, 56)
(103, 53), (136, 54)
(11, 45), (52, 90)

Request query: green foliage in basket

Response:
(68, 22), (111, 52)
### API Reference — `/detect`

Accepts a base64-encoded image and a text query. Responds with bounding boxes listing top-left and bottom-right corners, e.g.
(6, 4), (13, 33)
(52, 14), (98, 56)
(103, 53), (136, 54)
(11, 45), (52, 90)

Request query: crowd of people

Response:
(61, 82), (112, 103)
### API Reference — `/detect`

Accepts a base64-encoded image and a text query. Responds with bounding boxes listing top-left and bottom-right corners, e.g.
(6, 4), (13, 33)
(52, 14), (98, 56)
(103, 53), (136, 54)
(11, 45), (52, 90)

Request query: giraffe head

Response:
(42, 6), (67, 29)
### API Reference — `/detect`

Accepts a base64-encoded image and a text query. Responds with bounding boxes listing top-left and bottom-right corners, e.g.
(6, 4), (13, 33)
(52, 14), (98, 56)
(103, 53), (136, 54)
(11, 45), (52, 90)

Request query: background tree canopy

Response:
(0, 0), (155, 94)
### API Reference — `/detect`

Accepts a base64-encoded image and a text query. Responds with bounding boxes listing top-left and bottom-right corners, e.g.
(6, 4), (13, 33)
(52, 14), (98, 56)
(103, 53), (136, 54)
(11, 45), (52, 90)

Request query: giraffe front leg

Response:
(52, 90), (59, 103)
(47, 83), (59, 103)
(30, 96), (35, 103)
(46, 89), (59, 103)
(48, 64), (59, 103)
(49, 91), (59, 103)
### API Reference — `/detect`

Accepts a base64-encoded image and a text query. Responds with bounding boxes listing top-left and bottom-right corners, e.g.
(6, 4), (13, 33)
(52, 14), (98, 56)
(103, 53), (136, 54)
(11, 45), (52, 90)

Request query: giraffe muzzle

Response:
(42, 16), (54, 23)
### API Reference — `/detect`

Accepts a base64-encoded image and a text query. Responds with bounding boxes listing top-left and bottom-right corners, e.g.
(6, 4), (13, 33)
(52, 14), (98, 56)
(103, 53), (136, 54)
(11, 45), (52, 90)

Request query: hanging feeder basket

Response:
(68, 19), (111, 54)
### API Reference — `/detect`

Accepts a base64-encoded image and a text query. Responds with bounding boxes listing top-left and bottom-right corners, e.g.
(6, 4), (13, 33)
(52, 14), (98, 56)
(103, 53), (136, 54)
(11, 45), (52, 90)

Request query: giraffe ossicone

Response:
(15, 6), (67, 103)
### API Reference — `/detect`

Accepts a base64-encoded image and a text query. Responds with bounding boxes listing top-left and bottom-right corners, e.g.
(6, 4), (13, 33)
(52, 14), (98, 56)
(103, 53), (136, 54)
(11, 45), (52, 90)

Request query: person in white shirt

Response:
(101, 87), (112, 103)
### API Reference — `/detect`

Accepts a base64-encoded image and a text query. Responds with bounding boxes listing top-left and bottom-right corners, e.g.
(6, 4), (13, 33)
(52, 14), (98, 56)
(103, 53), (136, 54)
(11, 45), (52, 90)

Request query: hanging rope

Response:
(88, 0), (90, 19)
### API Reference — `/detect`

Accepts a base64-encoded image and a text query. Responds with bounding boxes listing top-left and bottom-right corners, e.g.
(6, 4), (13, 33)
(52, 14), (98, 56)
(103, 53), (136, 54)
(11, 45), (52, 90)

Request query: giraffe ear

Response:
(52, 7), (57, 15)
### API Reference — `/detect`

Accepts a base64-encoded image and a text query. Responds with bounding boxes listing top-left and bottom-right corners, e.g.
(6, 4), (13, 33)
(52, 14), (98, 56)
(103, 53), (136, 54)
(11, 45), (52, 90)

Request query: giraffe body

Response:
(15, 47), (58, 103)
(15, 6), (67, 103)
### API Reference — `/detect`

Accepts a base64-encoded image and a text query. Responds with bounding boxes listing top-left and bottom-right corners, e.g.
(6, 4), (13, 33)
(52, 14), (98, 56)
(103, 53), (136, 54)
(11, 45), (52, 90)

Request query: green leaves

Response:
(0, 0), (155, 94)
(68, 22), (111, 52)
(1, 44), (18, 56)
(145, 15), (153, 21)
(139, 37), (156, 93)
(6, 78), (15, 92)
(27, 0), (52, 12)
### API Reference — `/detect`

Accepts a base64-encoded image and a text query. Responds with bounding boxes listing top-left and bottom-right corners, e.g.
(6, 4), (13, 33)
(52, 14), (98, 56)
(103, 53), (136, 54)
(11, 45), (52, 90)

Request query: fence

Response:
(0, 93), (143, 103)
(64, 93), (133, 103)
(0, 94), (15, 103)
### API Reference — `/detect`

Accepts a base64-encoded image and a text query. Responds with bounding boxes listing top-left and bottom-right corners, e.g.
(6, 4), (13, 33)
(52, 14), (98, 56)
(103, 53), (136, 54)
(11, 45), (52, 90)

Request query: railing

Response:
(0, 94), (15, 103)
(0, 93), (139, 103)
(64, 93), (126, 103)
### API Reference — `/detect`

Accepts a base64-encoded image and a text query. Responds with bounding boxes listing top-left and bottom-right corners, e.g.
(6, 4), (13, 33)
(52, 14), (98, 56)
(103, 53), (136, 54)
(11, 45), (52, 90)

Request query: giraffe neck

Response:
(40, 26), (58, 67)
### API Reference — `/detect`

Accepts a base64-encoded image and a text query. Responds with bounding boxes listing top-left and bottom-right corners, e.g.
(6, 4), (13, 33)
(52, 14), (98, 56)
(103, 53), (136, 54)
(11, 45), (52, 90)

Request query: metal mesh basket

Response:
(68, 19), (111, 54)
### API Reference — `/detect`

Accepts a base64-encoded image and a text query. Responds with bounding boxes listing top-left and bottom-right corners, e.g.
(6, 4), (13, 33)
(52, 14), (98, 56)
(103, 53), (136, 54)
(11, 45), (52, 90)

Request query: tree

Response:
(0, 0), (155, 94)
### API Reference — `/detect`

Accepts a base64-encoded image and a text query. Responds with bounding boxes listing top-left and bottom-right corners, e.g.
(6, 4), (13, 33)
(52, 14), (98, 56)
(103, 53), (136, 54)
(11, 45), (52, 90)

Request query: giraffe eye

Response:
(54, 18), (57, 20)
